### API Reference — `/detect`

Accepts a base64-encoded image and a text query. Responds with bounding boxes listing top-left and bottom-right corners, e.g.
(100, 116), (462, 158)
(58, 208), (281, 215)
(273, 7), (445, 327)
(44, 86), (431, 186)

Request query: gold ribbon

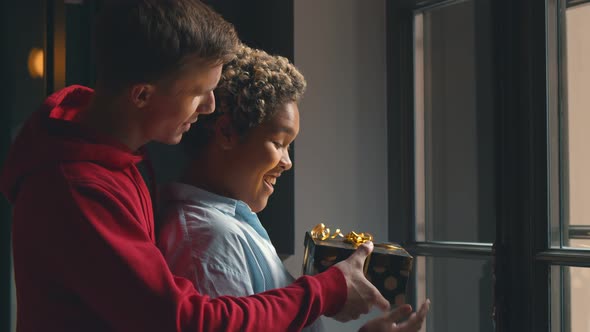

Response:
(343, 231), (373, 247)
(311, 223), (401, 250)
(310, 223), (344, 241)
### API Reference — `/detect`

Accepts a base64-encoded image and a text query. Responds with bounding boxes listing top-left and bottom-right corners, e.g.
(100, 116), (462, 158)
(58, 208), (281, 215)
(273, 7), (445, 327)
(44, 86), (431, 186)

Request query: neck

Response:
(80, 90), (146, 151)
(182, 152), (233, 199)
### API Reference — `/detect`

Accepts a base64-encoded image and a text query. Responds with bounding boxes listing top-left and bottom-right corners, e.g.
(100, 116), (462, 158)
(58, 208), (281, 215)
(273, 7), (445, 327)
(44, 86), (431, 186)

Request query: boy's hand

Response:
(358, 300), (431, 332)
(331, 242), (391, 322)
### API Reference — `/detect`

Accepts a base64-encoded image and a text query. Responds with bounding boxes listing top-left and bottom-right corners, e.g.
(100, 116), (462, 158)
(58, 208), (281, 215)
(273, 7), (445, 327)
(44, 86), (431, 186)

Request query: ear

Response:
(213, 113), (238, 150)
(129, 84), (155, 108)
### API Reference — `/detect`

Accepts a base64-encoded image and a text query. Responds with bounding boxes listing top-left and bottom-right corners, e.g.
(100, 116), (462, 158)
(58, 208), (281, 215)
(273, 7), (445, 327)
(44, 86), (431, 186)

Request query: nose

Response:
(280, 148), (293, 171)
(197, 91), (216, 115)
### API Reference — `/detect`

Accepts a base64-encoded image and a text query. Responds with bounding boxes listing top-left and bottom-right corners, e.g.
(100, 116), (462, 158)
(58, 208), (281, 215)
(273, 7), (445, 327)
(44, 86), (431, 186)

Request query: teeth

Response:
(265, 177), (276, 186)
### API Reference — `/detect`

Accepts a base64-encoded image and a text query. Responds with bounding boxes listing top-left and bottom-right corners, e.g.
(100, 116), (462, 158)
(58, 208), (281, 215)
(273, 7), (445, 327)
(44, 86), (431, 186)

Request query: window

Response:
(550, 1), (590, 331)
(387, 0), (590, 331)
(559, 2), (590, 250)
(413, 1), (494, 330)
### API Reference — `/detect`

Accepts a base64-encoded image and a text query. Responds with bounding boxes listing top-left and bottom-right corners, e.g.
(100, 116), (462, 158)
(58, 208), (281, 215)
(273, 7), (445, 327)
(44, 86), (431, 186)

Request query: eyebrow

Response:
(189, 84), (216, 97)
(275, 126), (296, 136)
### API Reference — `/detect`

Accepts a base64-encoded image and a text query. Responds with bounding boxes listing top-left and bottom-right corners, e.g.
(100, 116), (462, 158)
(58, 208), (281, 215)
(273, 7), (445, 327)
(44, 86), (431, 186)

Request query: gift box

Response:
(302, 224), (413, 306)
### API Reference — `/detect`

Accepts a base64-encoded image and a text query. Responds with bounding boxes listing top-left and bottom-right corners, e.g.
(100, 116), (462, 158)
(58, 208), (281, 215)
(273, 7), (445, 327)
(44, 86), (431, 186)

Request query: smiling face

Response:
(141, 61), (222, 145)
(225, 102), (300, 212)
(179, 46), (307, 212)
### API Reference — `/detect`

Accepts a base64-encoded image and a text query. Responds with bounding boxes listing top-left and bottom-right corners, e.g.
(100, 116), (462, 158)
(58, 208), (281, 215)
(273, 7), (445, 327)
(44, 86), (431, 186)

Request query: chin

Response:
(159, 135), (183, 145)
(251, 200), (269, 213)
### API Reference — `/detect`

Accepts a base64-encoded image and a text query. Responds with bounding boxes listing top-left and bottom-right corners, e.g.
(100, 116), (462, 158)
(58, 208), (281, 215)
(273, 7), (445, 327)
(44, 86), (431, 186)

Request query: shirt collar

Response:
(161, 182), (260, 217)
(160, 182), (269, 241)
(160, 182), (239, 216)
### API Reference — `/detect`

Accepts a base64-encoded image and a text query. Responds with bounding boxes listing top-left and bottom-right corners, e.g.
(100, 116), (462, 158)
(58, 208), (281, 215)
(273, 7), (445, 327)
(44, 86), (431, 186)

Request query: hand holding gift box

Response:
(303, 223), (413, 306)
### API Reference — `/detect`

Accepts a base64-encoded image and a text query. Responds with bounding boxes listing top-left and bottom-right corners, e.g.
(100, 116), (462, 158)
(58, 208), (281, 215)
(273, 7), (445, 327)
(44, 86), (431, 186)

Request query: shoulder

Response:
(19, 162), (129, 202)
(185, 204), (246, 242)
(18, 161), (138, 202)
(59, 161), (134, 190)
(158, 200), (252, 276)
(15, 162), (147, 225)
(158, 200), (248, 248)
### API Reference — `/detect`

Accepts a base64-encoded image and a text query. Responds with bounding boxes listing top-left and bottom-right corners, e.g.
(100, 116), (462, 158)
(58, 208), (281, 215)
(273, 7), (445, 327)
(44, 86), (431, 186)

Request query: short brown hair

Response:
(93, 0), (239, 89)
(182, 44), (306, 154)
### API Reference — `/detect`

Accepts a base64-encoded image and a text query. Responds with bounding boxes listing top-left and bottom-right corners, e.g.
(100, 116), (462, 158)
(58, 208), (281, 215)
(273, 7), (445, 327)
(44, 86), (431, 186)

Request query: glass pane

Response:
(416, 256), (493, 332)
(559, 3), (590, 249)
(414, 0), (495, 243)
(551, 265), (590, 331)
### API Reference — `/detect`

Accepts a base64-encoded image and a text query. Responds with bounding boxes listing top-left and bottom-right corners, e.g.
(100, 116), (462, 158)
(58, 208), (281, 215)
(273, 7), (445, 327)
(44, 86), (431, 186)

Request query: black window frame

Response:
(387, 0), (590, 331)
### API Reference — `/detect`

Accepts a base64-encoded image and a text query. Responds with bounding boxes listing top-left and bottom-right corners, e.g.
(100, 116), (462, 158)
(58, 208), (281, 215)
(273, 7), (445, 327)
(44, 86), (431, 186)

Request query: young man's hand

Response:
(331, 242), (390, 322)
(358, 300), (431, 332)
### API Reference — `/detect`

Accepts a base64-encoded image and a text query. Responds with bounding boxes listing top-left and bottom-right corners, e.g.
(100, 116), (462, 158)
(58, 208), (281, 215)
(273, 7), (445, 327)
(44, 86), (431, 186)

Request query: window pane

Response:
(559, 3), (590, 249)
(551, 265), (590, 331)
(416, 256), (493, 332)
(414, 0), (495, 243)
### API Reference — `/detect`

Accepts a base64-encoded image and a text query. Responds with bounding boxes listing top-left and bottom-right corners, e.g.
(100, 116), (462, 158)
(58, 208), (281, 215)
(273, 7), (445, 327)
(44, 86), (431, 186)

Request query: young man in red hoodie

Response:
(0, 1), (428, 331)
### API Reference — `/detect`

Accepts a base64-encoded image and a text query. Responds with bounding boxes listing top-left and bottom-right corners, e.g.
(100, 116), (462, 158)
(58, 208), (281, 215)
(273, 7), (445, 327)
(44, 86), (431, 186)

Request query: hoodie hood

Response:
(0, 85), (144, 203)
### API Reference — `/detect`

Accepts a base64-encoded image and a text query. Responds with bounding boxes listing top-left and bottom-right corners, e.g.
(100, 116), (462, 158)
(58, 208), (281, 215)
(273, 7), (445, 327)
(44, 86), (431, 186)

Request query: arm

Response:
(19, 176), (344, 332)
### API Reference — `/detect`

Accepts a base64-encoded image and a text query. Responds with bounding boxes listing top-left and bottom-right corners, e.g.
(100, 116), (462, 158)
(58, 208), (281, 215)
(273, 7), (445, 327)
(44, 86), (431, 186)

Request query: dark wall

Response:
(1, 2), (48, 331)
(1, 2), (13, 329)
(206, 0), (294, 59)
(208, 0), (296, 257)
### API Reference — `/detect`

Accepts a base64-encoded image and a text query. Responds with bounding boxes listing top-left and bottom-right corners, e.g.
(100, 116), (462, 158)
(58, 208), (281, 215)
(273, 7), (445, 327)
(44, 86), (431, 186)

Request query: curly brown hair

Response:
(182, 44), (306, 153)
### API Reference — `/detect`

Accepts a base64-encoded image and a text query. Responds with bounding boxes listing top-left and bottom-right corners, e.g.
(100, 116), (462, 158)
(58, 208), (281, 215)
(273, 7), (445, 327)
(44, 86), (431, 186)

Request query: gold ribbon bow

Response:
(310, 223), (343, 241)
(310, 223), (401, 250)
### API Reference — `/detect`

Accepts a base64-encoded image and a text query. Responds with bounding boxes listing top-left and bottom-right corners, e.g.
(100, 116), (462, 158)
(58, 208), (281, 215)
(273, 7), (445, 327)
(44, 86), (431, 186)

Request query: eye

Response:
(273, 141), (284, 149)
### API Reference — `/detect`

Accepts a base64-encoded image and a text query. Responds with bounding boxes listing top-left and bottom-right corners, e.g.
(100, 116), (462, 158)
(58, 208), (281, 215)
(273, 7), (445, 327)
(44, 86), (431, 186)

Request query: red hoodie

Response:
(0, 85), (346, 332)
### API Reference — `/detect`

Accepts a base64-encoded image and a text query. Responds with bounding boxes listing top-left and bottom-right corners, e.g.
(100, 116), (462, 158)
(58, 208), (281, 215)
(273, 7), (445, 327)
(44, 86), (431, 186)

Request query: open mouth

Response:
(181, 123), (192, 132)
(183, 116), (199, 127)
(263, 176), (277, 189)
(181, 117), (199, 132)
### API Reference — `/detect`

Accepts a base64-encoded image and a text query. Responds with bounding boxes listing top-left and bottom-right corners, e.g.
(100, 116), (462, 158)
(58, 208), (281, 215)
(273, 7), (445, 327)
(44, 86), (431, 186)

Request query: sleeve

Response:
(19, 175), (346, 332)
(158, 208), (256, 297)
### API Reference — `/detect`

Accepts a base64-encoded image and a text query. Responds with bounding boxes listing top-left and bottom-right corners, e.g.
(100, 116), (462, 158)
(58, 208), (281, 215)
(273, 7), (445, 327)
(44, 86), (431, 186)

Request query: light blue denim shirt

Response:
(157, 183), (324, 331)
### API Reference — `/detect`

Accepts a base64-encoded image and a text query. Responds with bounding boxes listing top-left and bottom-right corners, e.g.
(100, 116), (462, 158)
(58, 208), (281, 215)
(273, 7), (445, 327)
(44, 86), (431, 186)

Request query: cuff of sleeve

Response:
(314, 266), (347, 317)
